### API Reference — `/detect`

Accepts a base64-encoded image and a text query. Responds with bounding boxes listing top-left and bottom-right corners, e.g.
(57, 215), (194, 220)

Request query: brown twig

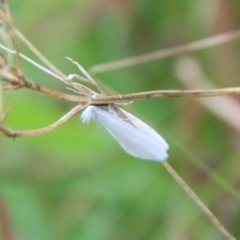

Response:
(22, 81), (85, 102)
(20, 81), (240, 104)
(0, 105), (9, 123)
(162, 162), (236, 240)
(0, 103), (86, 137)
(90, 87), (240, 105)
(1, 49), (239, 104)
(0, 0), (22, 73)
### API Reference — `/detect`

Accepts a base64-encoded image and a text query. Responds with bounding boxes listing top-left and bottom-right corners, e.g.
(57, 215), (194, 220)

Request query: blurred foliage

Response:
(1, 0), (240, 239)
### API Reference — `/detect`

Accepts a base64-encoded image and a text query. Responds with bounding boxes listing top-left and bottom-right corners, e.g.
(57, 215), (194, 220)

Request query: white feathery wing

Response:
(81, 105), (169, 162)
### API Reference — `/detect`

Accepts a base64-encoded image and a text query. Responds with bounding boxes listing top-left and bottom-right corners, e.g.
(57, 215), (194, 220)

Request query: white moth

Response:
(0, 44), (168, 161)
(81, 105), (169, 162)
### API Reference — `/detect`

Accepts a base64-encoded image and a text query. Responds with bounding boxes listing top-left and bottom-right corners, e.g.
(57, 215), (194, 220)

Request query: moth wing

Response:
(120, 108), (169, 151)
(91, 106), (168, 162)
(81, 105), (95, 123)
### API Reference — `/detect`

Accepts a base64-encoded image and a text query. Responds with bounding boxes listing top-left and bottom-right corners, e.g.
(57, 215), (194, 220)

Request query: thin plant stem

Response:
(14, 30), (92, 95)
(0, 103), (86, 137)
(89, 30), (240, 73)
(1, 0), (22, 73)
(162, 161), (236, 240)
(90, 87), (240, 104)
(0, 39), (97, 96)
(0, 40), (66, 84)
(24, 82), (85, 102)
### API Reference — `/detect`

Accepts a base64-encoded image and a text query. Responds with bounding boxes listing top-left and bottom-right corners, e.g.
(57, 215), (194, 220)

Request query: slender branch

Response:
(0, 105), (9, 123)
(24, 81), (85, 102)
(8, 80), (240, 104)
(90, 87), (240, 104)
(0, 103), (86, 137)
(2, 1), (22, 73)
(89, 29), (240, 73)
(0, 65), (86, 102)
(162, 162), (236, 240)
(0, 42), (67, 83)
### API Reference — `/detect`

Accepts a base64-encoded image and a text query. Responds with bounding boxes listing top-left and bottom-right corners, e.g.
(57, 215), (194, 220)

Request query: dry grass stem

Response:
(90, 87), (240, 104)
(162, 162), (236, 240)
(90, 30), (240, 73)
(0, 103), (86, 137)
(28, 84), (85, 102)
(1, 0), (22, 72)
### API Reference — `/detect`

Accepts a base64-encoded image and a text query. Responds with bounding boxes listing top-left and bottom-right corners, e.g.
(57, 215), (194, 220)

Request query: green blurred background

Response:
(1, 0), (240, 239)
